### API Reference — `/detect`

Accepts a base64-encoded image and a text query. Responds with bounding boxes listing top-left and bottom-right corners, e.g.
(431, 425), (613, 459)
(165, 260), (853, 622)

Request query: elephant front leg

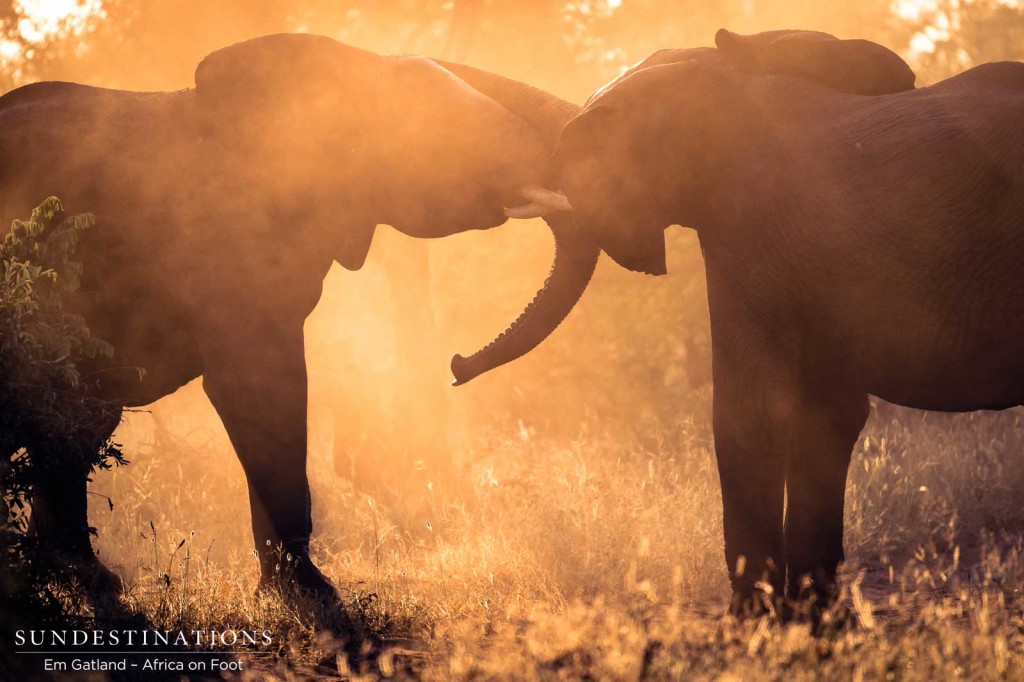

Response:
(713, 381), (788, 614)
(198, 312), (334, 600)
(784, 390), (869, 608)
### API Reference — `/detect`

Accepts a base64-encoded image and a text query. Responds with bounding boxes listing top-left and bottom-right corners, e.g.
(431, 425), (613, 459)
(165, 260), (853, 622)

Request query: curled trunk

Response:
(437, 60), (594, 384)
(451, 215), (600, 385)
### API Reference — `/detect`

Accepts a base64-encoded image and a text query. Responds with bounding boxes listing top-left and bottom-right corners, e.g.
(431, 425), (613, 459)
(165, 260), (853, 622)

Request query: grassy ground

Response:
(79, 387), (1024, 680)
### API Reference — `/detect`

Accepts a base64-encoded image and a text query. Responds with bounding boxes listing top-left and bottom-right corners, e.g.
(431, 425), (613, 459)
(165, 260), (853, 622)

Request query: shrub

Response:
(0, 197), (124, 625)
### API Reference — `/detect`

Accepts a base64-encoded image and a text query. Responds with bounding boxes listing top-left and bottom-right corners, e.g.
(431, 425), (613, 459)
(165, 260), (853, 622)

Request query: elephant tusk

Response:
(504, 202), (548, 219)
(503, 185), (574, 219)
(518, 184), (574, 212)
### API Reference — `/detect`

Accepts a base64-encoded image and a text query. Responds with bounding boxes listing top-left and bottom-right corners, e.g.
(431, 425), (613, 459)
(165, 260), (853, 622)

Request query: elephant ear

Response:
(194, 34), (380, 270)
(715, 29), (915, 95)
(194, 34), (380, 143)
(556, 105), (668, 276)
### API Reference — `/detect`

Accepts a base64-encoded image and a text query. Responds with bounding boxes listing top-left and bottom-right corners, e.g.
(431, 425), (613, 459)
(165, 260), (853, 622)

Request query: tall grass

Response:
(78, 389), (1024, 679)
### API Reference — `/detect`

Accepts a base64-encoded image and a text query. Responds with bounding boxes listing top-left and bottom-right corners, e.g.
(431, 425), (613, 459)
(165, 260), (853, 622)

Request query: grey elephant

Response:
(0, 33), (586, 598)
(456, 29), (1024, 612)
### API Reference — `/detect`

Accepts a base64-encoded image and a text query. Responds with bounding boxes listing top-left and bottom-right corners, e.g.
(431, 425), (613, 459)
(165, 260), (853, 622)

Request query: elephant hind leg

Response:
(30, 464), (93, 559)
(28, 408), (123, 590)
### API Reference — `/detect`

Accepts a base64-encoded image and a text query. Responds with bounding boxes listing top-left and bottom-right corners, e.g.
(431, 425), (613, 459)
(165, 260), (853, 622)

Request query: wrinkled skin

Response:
(0, 33), (582, 598)
(489, 29), (1024, 611)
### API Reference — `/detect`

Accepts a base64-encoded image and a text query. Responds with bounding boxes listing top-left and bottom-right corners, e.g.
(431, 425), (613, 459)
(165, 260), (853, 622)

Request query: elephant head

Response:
(448, 30), (917, 384)
(194, 35), (602, 378)
(194, 34), (555, 266)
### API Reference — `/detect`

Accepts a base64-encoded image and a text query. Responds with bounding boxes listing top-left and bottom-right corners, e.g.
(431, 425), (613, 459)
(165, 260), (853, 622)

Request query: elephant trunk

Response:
(451, 215), (600, 385)
(440, 60), (593, 384)
(433, 59), (579, 149)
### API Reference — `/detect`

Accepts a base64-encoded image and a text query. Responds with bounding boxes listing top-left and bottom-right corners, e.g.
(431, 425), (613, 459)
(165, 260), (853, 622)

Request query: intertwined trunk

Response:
(451, 214), (599, 385)
(436, 62), (601, 384)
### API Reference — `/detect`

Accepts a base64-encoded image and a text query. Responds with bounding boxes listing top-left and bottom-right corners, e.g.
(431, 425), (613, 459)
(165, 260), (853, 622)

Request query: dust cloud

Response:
(5, 5), (1024, 674)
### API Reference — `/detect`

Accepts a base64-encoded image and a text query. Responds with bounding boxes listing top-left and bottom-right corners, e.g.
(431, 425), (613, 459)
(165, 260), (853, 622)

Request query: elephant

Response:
(456, 28), (1024, 612)
(0, 32), (591, 598)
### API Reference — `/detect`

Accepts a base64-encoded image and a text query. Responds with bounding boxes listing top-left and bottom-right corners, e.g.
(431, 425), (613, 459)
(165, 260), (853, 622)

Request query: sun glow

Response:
(893, 0), (950, 58)
(896, 0), (1024, 59)
(15, 0), (104, 43)
(0, 39), (22, 62)
(894, 0), (939, 22)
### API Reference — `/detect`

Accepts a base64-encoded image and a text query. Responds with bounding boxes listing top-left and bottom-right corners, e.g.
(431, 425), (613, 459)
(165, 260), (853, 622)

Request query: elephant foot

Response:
(43, 546), (124, 595)
(76, 557), (124, 594)
(792, 587), (854, 634)
(784, 574), (845, 625)
(808, 600), (855, 636)
(728, 591), (771, 619)
(728, 582), (785, 620)
(290, 558), (340, 603)
(258, 556), (378, 654)
(259, 553), (340, 606)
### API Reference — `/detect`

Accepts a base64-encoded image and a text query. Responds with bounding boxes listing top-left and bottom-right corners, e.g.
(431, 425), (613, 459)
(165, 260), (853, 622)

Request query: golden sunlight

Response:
(0, 38), (21, 64)
(4, 2), (1024, 679)
(15, 0), (104, 43)
(894, 0), (938, 22)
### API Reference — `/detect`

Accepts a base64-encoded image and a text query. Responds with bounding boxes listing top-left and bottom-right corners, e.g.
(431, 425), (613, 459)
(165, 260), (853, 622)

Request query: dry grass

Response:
(78, 389), (1024, 680)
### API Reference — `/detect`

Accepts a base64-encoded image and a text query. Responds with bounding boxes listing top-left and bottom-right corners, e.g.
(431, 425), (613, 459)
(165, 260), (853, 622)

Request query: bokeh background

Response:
(4, 2), (1024, 677)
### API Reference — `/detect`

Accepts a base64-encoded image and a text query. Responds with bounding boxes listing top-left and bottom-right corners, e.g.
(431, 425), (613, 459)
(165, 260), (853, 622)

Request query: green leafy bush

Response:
(0, 197), (124, 623)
